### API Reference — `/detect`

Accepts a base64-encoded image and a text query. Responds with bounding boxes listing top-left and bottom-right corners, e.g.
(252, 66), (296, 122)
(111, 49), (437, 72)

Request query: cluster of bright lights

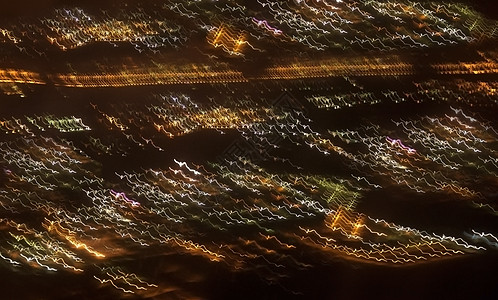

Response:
(0, 0), (495, 57)
(0, 115), (91, 135)
(0, 98), (496, 296)
(306, 78), (498, 109)
(0, 1), (496, 297)
(42, 8), (188, 51)
(52, 65), (247, 87)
